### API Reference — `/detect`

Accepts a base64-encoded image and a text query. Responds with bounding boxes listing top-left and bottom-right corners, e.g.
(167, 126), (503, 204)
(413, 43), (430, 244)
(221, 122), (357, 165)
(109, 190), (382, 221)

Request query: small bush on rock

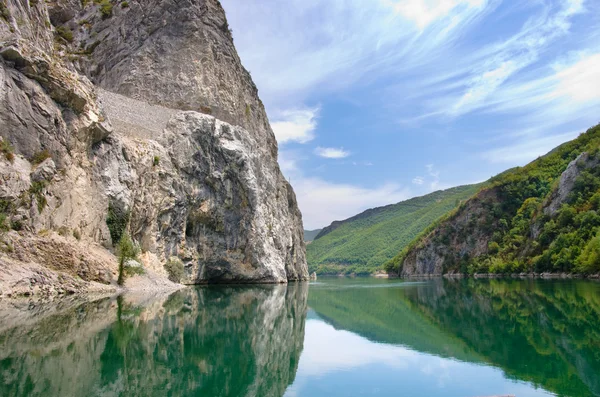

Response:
(164, 257), (185, 283)
(117, 233), (142, 285)
(107, 202), (130, 246)
(56, 26), (74, 43)
(0, 139), (14, 163)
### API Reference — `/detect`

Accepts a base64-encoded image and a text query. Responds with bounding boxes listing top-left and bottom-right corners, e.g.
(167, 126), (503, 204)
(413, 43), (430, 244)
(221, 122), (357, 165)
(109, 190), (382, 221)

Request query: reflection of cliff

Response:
(0, 284), (308, 397)
(406, 280), (600, 397)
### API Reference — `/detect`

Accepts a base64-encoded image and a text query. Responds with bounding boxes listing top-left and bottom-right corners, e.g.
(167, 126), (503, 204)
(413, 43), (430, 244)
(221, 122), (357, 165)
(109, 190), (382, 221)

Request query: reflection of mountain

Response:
(408, 280), (600, 397)
(0, 284), (308, 397)
(309, 279), (600, 397)
(307, 280), (482, 363)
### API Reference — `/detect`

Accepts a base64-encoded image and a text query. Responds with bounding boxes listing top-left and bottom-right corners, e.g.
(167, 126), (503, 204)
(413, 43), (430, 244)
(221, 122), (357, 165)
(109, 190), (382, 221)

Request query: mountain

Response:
(306, 185), (480, 275)
(0, 0), (307, 296)
(386, 123), (600, 276)
(303, 229), (322, 242)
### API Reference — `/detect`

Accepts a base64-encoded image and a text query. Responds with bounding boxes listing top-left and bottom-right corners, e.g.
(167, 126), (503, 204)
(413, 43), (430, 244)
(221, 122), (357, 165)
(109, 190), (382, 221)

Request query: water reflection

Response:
(307, 278), (600, 397)
(1, 279), (598, 397)
(0, 283), (308, 397)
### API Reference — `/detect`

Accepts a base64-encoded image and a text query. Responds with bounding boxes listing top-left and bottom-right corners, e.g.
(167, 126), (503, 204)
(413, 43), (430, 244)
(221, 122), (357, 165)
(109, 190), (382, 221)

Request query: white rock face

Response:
(93, 92), (307, 283)
(0, 0), (307, 292)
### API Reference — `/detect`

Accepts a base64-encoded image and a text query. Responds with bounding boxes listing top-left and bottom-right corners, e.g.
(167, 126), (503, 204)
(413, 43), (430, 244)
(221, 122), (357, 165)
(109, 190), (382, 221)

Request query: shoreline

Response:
(313, 272), (600, 280)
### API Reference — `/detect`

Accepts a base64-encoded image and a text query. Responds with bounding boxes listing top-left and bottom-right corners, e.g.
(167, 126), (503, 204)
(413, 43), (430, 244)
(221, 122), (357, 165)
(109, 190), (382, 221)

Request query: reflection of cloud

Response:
(286, 318), (556, 397)
(296, 321), (416, 376)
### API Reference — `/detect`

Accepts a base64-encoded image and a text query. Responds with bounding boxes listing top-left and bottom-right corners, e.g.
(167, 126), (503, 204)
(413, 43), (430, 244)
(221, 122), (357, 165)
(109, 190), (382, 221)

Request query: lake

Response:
(1, 278), (599, 396)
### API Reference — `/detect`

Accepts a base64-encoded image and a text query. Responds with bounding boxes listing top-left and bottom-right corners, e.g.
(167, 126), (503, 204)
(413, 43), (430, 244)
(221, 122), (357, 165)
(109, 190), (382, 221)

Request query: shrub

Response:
(30, 149), (51, 166)
(0, 213), (8, 232)
(0, 1), (11, 21)
(0, 139), (15, 163)
(58, 226), (69, 236)
(97, 0), (113, 19)
(121, 1), (129, 7)
(56, 26), (74, 43)
(164, 257), (185, 283)
(117, 233), (141, 285)
(29, 181), (47, 213)
(577, 233), (600, 274)
(153, 155), (160, 167)
(106, 202), (130, 245)
(73, 229), (81, 240)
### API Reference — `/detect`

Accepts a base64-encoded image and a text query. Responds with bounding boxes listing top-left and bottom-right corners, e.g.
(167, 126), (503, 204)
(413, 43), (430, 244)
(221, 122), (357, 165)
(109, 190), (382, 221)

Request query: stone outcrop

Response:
(400, 188), (499, 277)
(0, 0), (307, 295)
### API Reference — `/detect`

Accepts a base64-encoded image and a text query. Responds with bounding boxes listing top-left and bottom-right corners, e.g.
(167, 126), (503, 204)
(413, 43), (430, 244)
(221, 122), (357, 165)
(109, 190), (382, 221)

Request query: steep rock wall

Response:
(0, 0), (307, 294)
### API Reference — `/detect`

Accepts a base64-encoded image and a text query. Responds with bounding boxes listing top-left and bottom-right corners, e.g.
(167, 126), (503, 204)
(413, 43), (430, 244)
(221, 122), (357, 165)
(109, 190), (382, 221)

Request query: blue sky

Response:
(220, 0), (600, 229)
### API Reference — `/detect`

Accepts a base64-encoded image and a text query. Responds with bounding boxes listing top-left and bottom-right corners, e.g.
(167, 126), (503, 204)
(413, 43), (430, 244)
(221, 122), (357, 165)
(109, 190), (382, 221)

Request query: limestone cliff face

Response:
(0, 0), (307, 295)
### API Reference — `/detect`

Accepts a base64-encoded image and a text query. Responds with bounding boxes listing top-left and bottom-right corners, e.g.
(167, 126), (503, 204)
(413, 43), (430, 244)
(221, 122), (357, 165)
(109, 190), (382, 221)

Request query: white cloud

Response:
(420, 0), (588, 118)
(314, 147), (351, 159)
(271, 108), (319, 144)
(552, 52), (600, 103)
(221, 0), (491, 110)
(295, 177), (410, 229)
(426, 164), (441, 190)
(412, 176), (424, 185)
(482, 130), (580, 164)
(385, 0), (486, 30)
(280, 150), (409, 228)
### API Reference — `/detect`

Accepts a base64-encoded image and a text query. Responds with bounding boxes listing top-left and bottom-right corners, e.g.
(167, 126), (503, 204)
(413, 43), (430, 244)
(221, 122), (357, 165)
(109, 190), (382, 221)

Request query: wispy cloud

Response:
(482, 130), (581, 164)
(280, 150), (409, 228)
(314, 147), (351, 159)
(271, 108), (319, 144)
(222, 0), (491, 110)
(412, 176), (424, 185)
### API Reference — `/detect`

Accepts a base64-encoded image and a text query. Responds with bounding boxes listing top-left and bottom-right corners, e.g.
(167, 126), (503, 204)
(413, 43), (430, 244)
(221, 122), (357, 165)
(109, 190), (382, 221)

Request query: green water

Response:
(0, 279), (599, 396)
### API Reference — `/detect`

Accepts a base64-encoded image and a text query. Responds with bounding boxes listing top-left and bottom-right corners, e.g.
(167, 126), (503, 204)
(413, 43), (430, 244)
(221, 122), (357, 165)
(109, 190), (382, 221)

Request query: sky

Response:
(220, 0), (600, 229)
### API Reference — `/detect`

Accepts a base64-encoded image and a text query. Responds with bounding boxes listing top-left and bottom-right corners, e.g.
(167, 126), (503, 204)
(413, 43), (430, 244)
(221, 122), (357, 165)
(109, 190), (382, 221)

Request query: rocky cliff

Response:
(388, 124), (600, 277)
(0, 0), (307, 296)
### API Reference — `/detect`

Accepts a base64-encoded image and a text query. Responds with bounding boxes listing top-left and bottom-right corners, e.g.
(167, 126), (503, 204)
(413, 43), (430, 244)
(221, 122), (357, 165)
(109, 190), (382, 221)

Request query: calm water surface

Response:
(1, 278), (599, 397)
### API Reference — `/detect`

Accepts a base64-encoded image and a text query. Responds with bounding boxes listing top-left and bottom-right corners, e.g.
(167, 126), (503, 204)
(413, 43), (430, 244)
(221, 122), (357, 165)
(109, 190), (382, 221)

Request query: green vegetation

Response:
(95, 0), (113, 19)
(307, 185), (479, 275)
(117, 233), (142, 285)
(153, 155), (160, 167)
(164, 257), (184, 283)
(303, 229), (322, 242)
(0, 138), (14, 163)
(30, 149), (51, 166)
(387, 123), (600, 275)
(106, 202), (130, 245)
(121, 1), (129, 8)
(29, 181), (47, 213)
(1, 1), (11, 22)
(55, 26), (74, 43)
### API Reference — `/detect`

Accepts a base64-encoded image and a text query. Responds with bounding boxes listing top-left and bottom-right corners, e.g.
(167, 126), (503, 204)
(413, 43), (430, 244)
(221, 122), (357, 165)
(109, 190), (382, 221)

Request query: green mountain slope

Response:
(387, 123), (600, 276)
(307, 184), (480, 275)
(303, 229), (322, 242)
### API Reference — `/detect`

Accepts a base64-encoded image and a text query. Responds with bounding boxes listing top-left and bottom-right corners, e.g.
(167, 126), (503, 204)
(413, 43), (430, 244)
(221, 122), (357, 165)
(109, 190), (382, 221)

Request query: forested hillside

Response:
(307, 185), (480, 275)
(387, 124), (600, 276)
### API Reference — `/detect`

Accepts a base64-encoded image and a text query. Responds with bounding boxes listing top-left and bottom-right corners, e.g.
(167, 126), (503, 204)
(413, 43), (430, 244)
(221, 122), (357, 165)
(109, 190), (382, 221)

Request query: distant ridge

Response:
(307, 184), (480, 275)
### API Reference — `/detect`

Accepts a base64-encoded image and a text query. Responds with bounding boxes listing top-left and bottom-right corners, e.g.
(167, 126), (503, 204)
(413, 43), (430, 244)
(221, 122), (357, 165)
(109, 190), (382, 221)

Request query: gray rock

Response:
(0, 0), (308, 290)
(31, 158), (56, 182)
